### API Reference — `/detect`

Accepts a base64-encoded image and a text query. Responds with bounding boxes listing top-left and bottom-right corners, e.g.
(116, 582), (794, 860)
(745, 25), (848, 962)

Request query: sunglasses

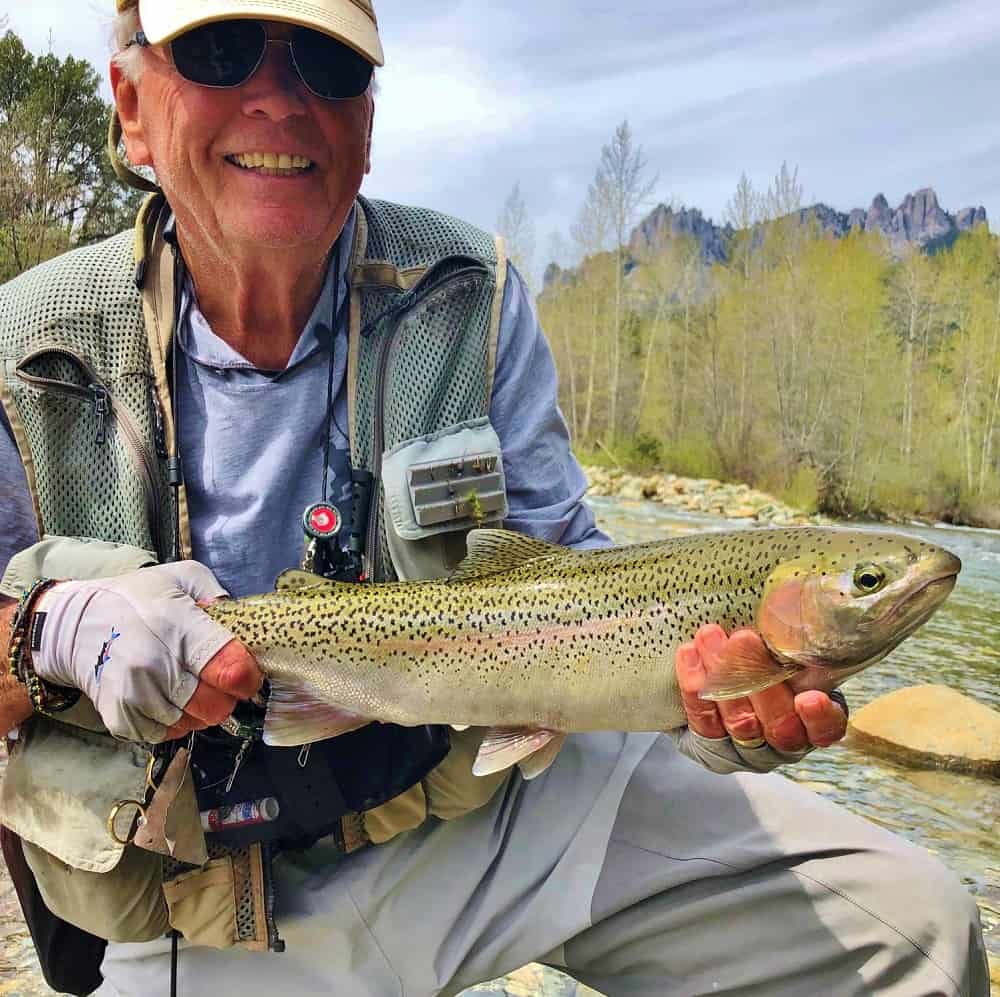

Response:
(131, 20), (374, 101)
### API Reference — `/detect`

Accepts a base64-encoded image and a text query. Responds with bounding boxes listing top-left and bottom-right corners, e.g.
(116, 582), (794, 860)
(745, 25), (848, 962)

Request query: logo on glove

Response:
(95, 627), (121, 682)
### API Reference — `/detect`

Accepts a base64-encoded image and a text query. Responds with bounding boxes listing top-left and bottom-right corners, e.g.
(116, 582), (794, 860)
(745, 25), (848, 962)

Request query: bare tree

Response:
(570, 177), (614, 441)
(496, 181), (535, 289)
(722, 173), (765, 470)
(886, 247), (937, 466)
(593, 120), (657, 441)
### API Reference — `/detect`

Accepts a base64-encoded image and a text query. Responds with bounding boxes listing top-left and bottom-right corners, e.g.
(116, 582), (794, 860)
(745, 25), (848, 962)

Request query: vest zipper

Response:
(363, 260), (490, 579)
(16, 350), (164, 555)
(90, 383), (110, 444)
(152, 389), (169, 459)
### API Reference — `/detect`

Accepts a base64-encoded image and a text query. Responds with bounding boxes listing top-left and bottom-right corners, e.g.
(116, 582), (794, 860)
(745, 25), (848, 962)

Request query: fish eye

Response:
(853, 564), (886, 594)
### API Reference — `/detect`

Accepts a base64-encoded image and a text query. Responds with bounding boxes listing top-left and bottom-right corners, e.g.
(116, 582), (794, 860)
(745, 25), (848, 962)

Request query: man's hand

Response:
(676, 624), (848, 752)
(31, 562), (262, 742)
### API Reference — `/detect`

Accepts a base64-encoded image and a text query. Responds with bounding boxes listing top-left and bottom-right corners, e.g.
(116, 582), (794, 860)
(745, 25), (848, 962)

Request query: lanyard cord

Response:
(169, 236), (346, 547)
(321, 239), (343, 504)
(167, 238), (186, 563)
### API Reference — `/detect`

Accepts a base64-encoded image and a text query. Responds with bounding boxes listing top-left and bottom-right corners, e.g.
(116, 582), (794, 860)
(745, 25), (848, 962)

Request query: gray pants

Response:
(97, 733), (989, 996)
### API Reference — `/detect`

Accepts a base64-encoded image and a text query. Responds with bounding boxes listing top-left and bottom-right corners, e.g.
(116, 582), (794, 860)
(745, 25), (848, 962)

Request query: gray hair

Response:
(110, 6), (144, 82)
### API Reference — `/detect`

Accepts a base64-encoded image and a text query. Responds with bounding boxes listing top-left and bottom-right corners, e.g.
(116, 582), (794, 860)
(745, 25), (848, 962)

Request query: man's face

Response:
(113, 21), (374, 255)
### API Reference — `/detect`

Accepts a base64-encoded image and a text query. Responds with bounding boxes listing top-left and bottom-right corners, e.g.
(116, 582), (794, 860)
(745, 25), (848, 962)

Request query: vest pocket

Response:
(3, 718), (170, 943)
(380, 418), (508, 581)
(162, 858), (239, 950)
(11, 347), (163, 553)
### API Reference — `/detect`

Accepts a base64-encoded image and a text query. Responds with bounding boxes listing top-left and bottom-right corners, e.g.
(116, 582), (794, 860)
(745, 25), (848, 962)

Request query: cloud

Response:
(7, 0), (999, 278)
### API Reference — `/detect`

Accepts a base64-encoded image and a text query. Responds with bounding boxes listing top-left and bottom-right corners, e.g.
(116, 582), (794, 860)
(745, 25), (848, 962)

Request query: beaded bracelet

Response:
(6, 578), (80, 715)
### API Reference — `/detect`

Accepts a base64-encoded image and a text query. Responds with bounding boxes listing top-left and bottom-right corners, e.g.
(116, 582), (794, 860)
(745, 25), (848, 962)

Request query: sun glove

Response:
(30, 562), (235, 743)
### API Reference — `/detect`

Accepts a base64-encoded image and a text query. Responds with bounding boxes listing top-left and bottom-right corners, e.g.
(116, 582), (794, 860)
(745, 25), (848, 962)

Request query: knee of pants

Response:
(836, 835), (986, 987)
(879, 841), (981, 930)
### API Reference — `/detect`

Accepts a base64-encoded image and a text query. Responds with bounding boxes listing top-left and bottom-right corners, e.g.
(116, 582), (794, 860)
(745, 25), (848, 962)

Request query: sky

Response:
(7, 0), (1000, 276)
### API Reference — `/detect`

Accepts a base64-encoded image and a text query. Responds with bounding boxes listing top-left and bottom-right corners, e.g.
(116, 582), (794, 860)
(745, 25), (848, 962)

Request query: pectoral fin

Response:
(698, 646), (801, 702)
(472, 726), (563, 777)
(263, 679), (371, 746)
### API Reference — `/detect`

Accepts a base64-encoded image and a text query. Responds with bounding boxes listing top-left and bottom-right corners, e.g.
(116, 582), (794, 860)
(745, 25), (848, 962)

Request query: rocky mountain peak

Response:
(627, 203), (731, 263)
(625, 187), (989, 266)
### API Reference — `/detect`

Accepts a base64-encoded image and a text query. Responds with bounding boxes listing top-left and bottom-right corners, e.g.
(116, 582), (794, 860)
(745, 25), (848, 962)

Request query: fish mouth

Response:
(873, 569), (959, 629)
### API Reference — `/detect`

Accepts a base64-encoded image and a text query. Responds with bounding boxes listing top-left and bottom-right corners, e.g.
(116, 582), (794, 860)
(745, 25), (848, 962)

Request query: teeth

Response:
(230, 152), (313, 171)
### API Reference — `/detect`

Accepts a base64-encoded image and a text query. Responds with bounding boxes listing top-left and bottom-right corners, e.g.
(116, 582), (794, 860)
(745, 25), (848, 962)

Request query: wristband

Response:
(7, 579), (80, 716)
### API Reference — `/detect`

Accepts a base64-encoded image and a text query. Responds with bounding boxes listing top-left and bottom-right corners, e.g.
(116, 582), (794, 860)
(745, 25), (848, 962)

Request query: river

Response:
(585, 494), (1000, 991)
(1, 501), (997, 994)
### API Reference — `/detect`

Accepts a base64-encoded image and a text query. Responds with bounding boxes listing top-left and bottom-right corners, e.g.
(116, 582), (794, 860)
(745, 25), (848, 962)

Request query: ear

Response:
(110, 61), (153, 167)
(364, 99), (374, 175)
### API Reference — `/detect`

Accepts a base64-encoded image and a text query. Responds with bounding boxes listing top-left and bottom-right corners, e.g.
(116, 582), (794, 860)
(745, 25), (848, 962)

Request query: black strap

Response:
(170, 929), (179, 997)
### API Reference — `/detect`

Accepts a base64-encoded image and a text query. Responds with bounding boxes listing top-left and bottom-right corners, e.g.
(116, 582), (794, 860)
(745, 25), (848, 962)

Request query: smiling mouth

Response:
(225, 152), (315, 177)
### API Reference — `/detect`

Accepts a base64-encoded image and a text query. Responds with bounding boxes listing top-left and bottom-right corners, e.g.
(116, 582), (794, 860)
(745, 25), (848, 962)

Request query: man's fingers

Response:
(196, 596), (230, 610)
(163, 713), (208, 741)
(198, 640), (263, 699)
(794, 690), (848, 747)
(182, 679), (239, 726)
(676, 640), (727, 738)
(748, 679), (809, 752)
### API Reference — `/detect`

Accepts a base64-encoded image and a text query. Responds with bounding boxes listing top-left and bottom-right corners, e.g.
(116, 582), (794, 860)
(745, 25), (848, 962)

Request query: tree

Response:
(717, 173), (766, 476)
(0, 30), (143, 281)
(496, 182), (535, 288)
(592, 120), (657, 441)
(568, 177), (615, 442)
(885, 246), (938, 466)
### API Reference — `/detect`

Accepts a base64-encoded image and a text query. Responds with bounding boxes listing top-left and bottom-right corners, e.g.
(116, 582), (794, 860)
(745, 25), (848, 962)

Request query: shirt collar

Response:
(172, 206), (355, 374)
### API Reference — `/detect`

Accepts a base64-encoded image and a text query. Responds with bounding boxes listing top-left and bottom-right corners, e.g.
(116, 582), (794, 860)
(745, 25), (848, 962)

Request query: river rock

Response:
(617, 479), (646, 501)
(466, 964), (592, 995)
(848, 685), (1000, 776)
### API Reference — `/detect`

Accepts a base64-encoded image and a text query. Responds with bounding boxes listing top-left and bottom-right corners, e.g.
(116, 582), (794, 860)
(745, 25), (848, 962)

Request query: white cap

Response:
(132, 0), (384, 66)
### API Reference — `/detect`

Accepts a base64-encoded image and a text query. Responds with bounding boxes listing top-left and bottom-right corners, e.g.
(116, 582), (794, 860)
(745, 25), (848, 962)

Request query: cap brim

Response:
(138, 0), (384, 66)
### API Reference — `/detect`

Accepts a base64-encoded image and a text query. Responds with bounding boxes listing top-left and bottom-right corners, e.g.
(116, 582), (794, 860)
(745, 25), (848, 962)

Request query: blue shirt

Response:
(0, 216), (605, 589)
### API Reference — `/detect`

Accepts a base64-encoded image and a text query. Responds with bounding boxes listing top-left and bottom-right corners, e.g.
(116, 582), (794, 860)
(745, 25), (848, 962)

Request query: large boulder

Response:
(848, 685), (1000, 776)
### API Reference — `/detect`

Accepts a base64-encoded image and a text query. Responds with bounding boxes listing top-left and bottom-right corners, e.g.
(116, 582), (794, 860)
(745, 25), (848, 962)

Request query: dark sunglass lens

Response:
(292, 29), (373, 99)
(171, 20), (265, 87)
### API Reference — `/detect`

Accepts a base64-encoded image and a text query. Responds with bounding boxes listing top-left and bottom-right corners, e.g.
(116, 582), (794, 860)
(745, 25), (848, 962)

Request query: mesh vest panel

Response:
(0, 199), (498, 577)
(353, 198), (499, 580)
(0, 232), (173, 556)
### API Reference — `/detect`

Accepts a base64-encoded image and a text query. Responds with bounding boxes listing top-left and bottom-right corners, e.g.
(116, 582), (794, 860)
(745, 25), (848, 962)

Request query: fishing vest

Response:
(0, 193), (508, 578)
(0, 194), (512, 951)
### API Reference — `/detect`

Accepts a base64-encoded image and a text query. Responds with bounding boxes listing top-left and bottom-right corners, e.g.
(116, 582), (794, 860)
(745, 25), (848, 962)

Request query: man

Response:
(0, 1), (988, 994)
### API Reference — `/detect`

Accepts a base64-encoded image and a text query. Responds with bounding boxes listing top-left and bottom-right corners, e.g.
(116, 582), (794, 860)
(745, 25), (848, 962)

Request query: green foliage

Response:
(657, 435), (725, 481)
(0, 30), (143, 282)
(598, 432), (665, 473)
(776, 465), (820, 516)
(544, 159), (1000, 527)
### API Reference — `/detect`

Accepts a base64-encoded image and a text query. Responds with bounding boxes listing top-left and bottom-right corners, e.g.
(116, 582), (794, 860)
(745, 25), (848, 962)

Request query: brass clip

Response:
(106, 752), (158, 845)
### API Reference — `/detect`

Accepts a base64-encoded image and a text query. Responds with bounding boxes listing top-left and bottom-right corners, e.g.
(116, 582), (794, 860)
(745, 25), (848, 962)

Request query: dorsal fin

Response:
(448, 529), (563, 583)
(275, 569), (341, 592)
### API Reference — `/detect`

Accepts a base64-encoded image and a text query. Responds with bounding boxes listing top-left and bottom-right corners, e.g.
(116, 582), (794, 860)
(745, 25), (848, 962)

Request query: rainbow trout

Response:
(206, 527), (960, 777)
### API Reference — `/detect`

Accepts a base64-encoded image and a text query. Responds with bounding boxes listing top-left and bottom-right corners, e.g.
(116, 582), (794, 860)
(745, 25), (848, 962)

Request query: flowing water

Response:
(587, 495), (1000, 978)
(1, 502), (997, 994)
